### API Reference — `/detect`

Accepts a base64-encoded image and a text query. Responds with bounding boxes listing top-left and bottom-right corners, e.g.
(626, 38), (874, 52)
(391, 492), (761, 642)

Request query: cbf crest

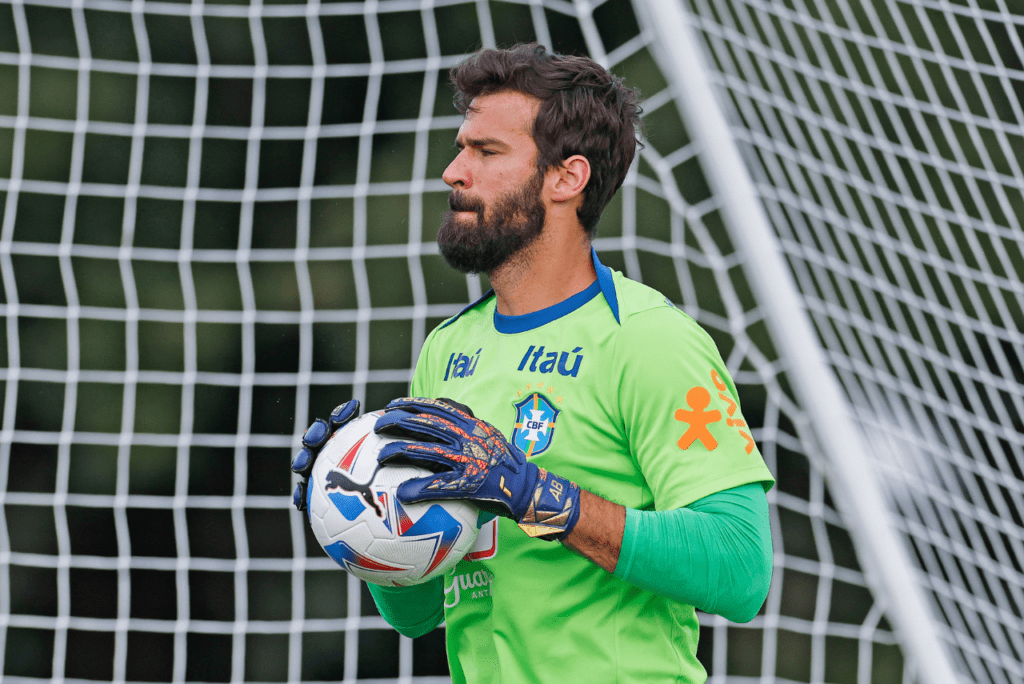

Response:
(512, 393), (560, 457)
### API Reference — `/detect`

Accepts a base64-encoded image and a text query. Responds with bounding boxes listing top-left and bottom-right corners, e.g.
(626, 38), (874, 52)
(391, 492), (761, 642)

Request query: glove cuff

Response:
(516, 468), (581, 542)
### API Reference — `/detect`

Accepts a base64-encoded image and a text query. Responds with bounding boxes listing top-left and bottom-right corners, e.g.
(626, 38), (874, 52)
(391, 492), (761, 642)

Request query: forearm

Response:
(366, 577), (445, 638)
(561, 489), (625, 572)
(614, 483), (773, 622)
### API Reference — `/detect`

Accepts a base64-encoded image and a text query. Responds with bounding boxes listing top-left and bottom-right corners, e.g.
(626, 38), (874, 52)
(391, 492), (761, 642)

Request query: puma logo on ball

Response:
(326, 469), (384, 518)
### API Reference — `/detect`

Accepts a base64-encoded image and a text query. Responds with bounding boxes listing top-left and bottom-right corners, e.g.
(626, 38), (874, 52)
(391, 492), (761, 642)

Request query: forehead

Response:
(459, 91), (540, 143)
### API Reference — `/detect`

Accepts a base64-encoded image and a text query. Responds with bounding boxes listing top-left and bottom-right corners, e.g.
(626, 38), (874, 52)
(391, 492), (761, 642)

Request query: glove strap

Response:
(516, 468), (581, 542)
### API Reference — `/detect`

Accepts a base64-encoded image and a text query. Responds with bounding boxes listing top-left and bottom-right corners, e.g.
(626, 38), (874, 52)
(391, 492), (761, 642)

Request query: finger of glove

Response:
(396, 475), (514, 519)
(436, 397), (475, 417)
(293, 481), (307, 511)
(328, 400), (360, 429)
(383, 397), (476, 428)
(392, 474), (445, 504)
(291, 447), (317, 476)
(382, 399), (517, 472)
(301, 419), (331, 450)
(377, 440), (460, 471)
(374, 410), (463, 446)
(493, 436), (532, 477)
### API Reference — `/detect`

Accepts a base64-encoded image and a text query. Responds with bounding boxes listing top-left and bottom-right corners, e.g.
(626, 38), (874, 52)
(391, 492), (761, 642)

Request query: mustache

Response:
(448, 192), (485, 214)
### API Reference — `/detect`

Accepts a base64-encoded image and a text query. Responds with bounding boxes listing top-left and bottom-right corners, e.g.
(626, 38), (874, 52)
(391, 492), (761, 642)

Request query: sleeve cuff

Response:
(613, 506), (642, 580)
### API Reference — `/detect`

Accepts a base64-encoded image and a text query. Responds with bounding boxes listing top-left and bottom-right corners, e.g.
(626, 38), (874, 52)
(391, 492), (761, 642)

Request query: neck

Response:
(489, 224), (597, 317)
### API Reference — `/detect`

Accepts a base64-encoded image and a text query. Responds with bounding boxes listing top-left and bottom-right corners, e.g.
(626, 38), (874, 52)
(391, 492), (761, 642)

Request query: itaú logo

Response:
(516, 345), (584, 377)
(444, 348), (482, 381)
(444, 569), (494, 607)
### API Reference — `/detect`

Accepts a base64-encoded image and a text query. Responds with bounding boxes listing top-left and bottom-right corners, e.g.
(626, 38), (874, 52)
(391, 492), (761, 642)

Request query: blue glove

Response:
(374, 397), (581, 541)
(290, 400), (361, 511)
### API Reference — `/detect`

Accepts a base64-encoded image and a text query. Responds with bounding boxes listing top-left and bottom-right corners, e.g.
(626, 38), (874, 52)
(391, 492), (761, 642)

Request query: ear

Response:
(548, 155), (591, 203)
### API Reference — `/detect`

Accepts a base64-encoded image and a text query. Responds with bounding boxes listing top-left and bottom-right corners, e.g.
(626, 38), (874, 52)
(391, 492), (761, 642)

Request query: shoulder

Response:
(435, 291), (495, 334)
(417, 293), (495, 367)
(413, 295), (494, 392)
(611, 272), (715, 353)
(612, 270), (686, 321)
(422, 292), (495, 353)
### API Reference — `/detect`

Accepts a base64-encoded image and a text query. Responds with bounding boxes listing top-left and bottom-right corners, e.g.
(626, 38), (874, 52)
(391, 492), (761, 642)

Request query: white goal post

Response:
(0, 0), (1020, 682)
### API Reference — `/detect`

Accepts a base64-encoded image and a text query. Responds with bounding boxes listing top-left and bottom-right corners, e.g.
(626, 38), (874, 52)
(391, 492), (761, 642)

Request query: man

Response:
(293, 44), (774, 683)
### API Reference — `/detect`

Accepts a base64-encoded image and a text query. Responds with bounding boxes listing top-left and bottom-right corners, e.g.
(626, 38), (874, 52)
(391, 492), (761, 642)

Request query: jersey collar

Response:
(493, 280), (600, 333)
(440, 247), (621, 332)
(592, 246), (621, 324)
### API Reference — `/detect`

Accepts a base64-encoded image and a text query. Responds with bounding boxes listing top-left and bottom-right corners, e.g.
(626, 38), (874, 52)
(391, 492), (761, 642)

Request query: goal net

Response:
(0, 0), (1016, 682)
(650, 1), (1024, 682)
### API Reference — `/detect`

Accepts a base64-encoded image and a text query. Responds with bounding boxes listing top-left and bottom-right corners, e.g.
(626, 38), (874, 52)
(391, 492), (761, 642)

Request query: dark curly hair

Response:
(450, 44), (643, 236)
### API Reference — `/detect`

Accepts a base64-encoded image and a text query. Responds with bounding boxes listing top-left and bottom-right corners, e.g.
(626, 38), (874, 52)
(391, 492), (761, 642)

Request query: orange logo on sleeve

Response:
(711, 370), (755, 454)
(674, 386), (722, 450)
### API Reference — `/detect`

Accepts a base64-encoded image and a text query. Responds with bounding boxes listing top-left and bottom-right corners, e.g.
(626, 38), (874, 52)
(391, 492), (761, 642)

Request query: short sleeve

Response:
(410, 325), (440, 398)
(615, 307), (774, 510)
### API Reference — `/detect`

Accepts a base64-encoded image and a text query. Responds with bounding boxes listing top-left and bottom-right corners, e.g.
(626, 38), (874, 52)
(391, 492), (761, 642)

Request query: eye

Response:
(480, 149), (497, 157)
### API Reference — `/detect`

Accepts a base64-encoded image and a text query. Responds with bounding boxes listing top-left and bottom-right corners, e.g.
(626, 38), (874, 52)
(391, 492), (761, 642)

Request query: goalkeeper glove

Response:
(374, 397), (581, 541)
(290, 400), (361, 511)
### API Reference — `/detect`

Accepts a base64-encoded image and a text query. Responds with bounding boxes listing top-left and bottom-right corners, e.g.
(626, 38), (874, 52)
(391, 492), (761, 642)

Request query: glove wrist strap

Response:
(516, 467), (581, 542)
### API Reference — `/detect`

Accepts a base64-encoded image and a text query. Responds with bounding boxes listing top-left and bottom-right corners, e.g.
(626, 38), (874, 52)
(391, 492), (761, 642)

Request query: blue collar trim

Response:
(592, 246), (620, 324)
(493, 280), (600, 334)
(438, 248), (621, 332)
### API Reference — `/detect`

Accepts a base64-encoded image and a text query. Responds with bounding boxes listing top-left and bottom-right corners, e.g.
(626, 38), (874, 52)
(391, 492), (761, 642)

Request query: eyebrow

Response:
(455, 136), (509, 150)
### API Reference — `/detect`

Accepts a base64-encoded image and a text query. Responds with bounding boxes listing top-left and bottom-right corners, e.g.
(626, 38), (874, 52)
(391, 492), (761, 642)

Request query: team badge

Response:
(511, 392), (560, 457)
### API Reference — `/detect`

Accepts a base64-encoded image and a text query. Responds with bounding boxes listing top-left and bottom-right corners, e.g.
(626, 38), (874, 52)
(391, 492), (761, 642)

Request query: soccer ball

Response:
(306, 411), (481, 586)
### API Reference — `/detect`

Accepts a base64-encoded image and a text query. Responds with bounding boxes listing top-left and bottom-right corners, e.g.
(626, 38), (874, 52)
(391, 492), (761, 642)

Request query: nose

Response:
(442, 150), (470, 189)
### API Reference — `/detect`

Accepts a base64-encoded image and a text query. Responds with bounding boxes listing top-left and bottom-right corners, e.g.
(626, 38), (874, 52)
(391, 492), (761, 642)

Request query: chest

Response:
(430, 332), (595, 432)
(425, 328), (640, 499)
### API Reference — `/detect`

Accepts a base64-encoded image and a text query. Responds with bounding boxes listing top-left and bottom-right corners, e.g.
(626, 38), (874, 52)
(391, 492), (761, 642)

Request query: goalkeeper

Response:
(293, 43), (774, 684)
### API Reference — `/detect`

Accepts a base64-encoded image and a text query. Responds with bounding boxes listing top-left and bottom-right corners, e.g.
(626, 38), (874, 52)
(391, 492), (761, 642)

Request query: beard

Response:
(437, 171), (546, 274)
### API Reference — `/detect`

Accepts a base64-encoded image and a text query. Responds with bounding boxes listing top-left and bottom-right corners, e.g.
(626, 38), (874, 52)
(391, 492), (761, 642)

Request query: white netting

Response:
(0, 0), (960, 681)
(672, 0), (1024, 681)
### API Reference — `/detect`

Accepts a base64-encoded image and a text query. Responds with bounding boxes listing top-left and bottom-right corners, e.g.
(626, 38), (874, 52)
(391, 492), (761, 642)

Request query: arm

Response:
(586, 307), (775, 618)
(560, 489), (625, 572)
(616, 482), (772, 622)
(366, 576), (445, 638)
(564, 482), (772, 623)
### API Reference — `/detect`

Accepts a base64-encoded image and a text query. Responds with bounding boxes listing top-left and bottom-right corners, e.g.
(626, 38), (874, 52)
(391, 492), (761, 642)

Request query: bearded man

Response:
(293, 43), (775, 684)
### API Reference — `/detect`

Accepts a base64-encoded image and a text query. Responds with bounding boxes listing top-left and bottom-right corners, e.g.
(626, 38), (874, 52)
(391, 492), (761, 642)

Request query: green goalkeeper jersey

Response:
(410, 251), (775, 684)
